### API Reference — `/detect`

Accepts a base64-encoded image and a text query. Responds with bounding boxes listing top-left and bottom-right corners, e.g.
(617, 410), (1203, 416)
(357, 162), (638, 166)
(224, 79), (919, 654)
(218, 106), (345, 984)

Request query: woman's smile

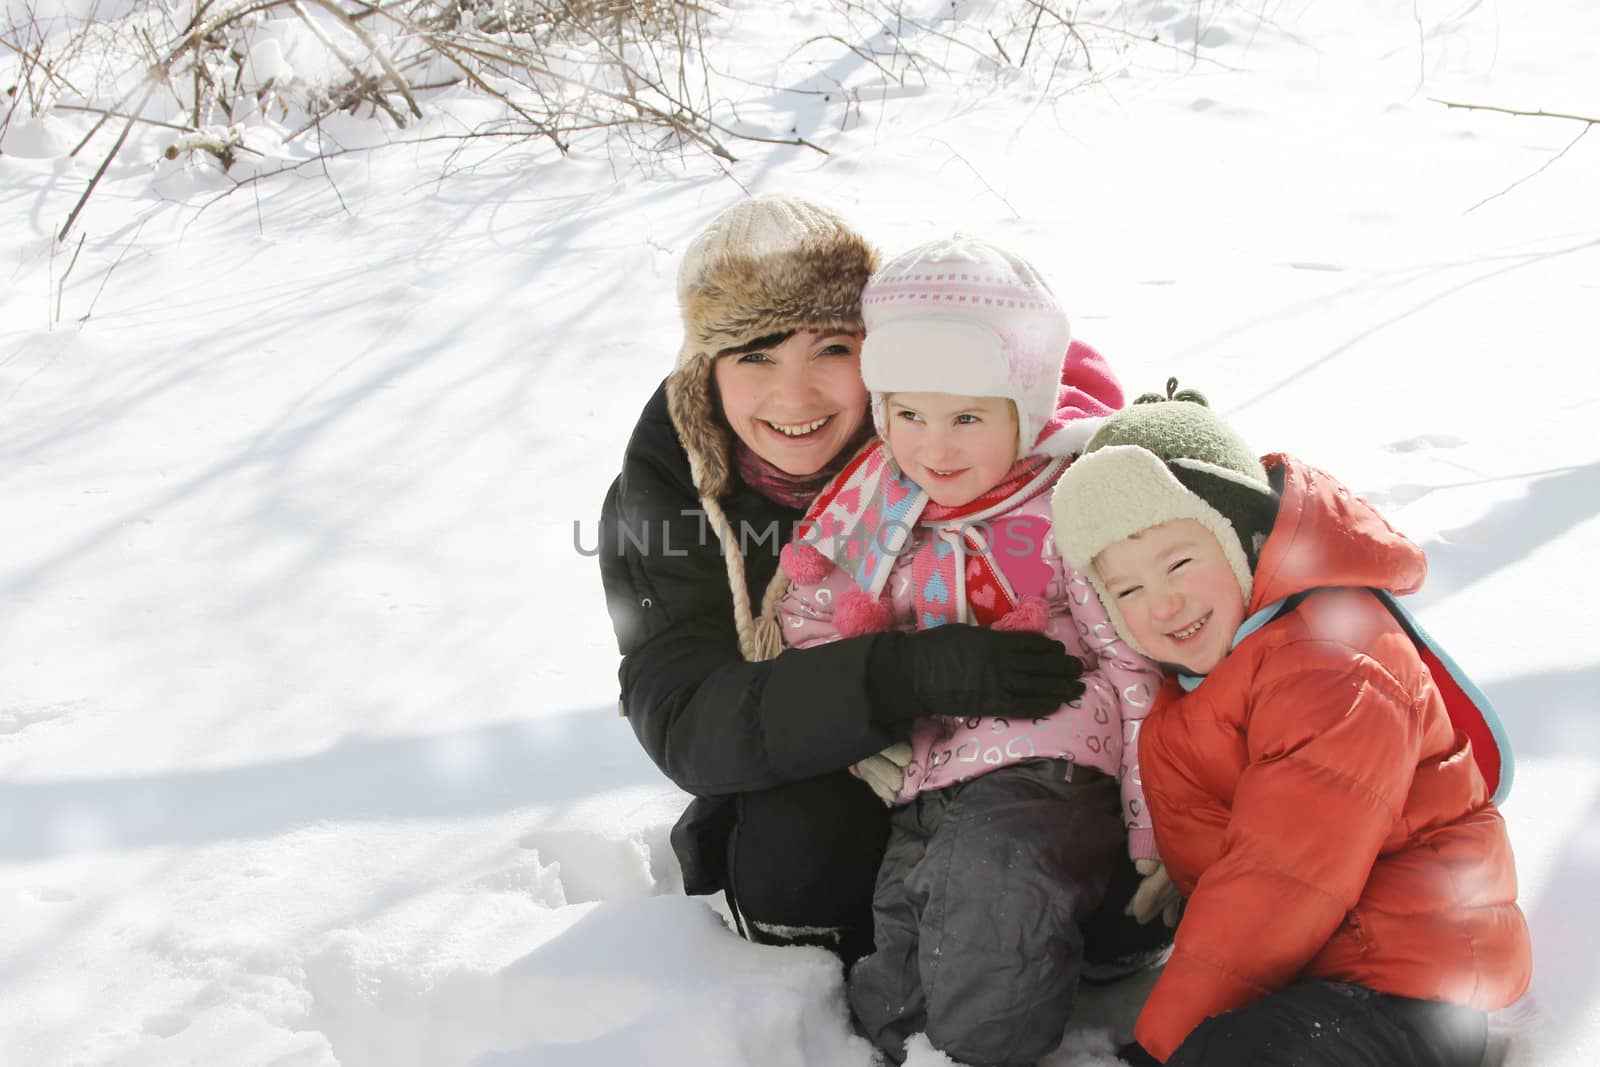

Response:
(763, 414), (835, 439)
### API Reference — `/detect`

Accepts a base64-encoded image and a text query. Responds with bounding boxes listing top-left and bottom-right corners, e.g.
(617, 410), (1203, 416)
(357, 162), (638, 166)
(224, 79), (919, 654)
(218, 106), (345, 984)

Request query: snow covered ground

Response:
(3, 1), (1597, 1064)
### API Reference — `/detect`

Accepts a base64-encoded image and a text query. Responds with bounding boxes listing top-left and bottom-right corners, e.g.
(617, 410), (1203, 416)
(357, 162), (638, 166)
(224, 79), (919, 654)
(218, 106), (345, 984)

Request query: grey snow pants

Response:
(846, 759), (1126, 1066)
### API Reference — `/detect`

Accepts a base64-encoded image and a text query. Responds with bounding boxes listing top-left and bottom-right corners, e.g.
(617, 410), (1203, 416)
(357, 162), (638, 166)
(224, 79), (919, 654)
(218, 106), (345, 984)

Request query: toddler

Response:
(1051, 385), (1532, 1067)
(775, 236), (1168, 1066)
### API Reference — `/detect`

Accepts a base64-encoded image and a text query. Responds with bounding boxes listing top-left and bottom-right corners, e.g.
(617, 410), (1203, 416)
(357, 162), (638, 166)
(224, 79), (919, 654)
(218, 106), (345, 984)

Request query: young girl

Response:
(774, 235), (1170, 1066)
(1051, 386), (1532, 1067)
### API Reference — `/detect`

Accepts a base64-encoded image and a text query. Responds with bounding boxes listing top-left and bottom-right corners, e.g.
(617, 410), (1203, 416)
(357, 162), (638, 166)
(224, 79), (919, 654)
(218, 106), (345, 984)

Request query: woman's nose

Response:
(771, 361), (823, 407)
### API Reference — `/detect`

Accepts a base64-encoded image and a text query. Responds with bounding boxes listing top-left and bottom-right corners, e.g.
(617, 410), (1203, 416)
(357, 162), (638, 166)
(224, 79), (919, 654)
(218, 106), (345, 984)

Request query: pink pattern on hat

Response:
(860, 234), (1080, 456)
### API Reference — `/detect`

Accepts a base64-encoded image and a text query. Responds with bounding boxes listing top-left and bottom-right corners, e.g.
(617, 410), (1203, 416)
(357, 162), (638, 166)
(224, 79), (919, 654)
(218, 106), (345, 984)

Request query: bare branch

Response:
(1467, 125), (1592, 214)
(1431, 99), (1600, 126)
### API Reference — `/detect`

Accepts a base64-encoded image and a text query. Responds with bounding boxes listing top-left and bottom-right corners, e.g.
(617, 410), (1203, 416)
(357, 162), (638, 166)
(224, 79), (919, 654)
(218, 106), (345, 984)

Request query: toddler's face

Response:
(883, 393), (1019, 508)
(1094, 518), (1247, 674)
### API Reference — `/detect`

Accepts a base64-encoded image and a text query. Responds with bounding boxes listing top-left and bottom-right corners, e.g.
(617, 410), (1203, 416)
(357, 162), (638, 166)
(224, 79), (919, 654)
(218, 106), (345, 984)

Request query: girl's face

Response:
(713, 330), (869, 476)
(1093, 518), (1247, 674)
(883, 392), (1019, 508)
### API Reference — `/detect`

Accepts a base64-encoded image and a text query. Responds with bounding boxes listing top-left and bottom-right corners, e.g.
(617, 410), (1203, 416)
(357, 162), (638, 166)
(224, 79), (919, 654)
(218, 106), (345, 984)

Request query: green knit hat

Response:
(1050, 380), (1279, 657)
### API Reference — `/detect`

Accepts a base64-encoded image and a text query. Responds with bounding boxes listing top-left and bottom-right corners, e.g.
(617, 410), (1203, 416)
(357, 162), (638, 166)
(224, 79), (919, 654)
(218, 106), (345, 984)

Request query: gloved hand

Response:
(1126, 858), (1183, 927)
(853, 742), (914, 806)
(870, 626), (1085, 724)
(1117, 1040), (1161, 1066)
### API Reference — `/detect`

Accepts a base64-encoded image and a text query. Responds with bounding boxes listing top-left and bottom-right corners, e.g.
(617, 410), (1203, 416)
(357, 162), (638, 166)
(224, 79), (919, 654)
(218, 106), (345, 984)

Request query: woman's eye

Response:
(818, 343), (854, 357)
(737, 352), (771, 364)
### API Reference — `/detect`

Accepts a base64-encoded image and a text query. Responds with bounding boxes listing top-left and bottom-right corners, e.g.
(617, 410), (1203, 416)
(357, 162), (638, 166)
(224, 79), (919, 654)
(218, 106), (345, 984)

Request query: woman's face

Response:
(713, 329), (869, 476)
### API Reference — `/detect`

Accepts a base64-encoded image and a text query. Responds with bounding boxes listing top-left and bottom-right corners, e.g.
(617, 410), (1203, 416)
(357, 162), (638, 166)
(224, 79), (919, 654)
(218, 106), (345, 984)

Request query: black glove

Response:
(869, 625), (1085, 724)
(1117, 1041), (1161, 1066)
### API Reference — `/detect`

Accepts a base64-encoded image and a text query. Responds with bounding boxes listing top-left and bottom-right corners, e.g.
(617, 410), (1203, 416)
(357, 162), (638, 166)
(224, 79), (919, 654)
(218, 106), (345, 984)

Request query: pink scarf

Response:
(733, 416), (875, 511)
(799, 443), (1065, 628)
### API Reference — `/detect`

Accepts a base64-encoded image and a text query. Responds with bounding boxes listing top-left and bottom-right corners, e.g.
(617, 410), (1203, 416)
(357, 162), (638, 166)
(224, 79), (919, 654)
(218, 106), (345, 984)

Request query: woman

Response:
(597, 195), (1146, 966)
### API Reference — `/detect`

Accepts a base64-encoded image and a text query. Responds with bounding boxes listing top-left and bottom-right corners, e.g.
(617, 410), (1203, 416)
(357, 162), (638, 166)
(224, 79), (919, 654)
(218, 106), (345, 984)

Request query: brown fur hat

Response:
(666, 195), (879, 501)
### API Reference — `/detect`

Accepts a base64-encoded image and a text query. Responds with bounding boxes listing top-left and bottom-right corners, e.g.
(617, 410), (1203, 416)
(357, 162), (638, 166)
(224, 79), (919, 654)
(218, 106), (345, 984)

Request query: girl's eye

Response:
(1113, 586), (1142, 600)
(954, 413), (981, 425)
(818, 343), (854, 357)
(895, 410), (922, 423)
(1167, 557), (1192, 574)
(737, 352), (771, 365)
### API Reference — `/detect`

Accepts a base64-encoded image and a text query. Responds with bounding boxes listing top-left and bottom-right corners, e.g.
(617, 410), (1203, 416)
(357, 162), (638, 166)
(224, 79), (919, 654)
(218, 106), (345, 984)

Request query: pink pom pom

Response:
(780, 542), (833, 584)
(994, 595), (1050, 634)
(836, 589), (895, 637)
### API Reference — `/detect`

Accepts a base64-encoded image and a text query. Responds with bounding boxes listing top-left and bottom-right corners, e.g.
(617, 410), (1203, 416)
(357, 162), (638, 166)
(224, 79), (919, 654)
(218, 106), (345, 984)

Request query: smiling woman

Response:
(595, 196), (1087, 963)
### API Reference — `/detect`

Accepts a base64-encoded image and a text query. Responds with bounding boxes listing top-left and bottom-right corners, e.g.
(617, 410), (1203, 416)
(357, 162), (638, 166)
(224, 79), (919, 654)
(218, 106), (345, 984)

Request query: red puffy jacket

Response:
(1133, 455), (1532, 1061)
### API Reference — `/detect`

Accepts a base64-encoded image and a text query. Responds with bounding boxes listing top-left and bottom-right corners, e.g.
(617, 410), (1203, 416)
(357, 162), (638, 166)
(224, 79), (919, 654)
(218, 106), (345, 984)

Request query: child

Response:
(774, 235), (1169, 1067)
(1050, 385), (1533, 1067)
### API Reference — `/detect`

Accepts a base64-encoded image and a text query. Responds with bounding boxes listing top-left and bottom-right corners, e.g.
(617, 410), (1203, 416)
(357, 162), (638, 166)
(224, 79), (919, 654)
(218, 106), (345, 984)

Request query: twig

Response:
(55, 233), (86, 326)
(989, 31), (1012, 66)
(1467, 125), (1591, 214)
(313, 115), (350, 215)
(1019, 1), (1043, 66)
(302, 0), (422, 119)
(288, 0), (409, 127)
(1431, 99), (1600, 125)
(60, 75), (164, 241)
(53, 103), (193, 133)
(79, 219), (150, 325)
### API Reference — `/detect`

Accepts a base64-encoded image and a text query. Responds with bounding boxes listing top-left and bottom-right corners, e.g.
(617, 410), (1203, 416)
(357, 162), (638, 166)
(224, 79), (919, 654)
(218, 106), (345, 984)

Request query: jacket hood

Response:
(1251, 454), (1427, 611)
(1027, 338), (1126, 457)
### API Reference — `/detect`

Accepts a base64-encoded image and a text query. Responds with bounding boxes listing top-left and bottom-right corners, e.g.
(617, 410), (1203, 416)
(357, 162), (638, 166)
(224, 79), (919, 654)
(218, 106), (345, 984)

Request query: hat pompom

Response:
(836, 588), (895, 637)
(993, 595), (1050, 634)
(780, 542), (834, 584)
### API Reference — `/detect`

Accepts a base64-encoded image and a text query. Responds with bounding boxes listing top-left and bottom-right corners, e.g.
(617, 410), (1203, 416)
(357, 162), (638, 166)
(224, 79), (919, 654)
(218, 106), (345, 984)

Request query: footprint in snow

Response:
(1387, 434), (1466, 453)
(142, 1012), (191, 1038)
(31, 885), (76, 903)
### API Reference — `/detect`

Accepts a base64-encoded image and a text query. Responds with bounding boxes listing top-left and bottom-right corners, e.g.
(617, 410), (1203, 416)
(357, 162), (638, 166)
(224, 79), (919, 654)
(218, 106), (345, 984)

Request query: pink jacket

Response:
(777, 464), (1163, 860)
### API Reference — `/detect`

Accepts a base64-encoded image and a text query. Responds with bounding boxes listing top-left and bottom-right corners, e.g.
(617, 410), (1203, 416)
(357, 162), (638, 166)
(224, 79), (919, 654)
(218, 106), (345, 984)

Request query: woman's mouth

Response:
(763, 415), (833, 439)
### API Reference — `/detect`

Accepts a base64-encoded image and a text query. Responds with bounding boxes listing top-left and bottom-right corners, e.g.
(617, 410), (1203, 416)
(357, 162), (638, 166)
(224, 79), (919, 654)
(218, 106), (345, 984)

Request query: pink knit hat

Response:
(860, 234), (1074, 457)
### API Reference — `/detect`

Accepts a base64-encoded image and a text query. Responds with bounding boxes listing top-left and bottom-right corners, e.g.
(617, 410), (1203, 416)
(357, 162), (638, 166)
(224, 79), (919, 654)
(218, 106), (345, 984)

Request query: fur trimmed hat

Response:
(860, 234), (1072, 458)
(667, 195), (879, 502)
(1050, 382), (1279, 658)
(664, 194), (878, 663)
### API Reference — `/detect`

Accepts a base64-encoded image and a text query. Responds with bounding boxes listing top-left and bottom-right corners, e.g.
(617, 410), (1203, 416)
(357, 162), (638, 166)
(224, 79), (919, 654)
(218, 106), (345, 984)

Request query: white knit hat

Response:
(860, 234), (1072, 458)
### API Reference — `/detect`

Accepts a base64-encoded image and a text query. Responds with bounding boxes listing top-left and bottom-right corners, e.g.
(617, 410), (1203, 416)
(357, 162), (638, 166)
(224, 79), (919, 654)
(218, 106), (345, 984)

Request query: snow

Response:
(2, 0), (1597, 1064)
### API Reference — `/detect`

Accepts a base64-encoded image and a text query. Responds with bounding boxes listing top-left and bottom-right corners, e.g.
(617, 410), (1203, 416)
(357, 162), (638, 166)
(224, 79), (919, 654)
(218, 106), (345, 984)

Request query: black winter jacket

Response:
(598, 382), (901, 886)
